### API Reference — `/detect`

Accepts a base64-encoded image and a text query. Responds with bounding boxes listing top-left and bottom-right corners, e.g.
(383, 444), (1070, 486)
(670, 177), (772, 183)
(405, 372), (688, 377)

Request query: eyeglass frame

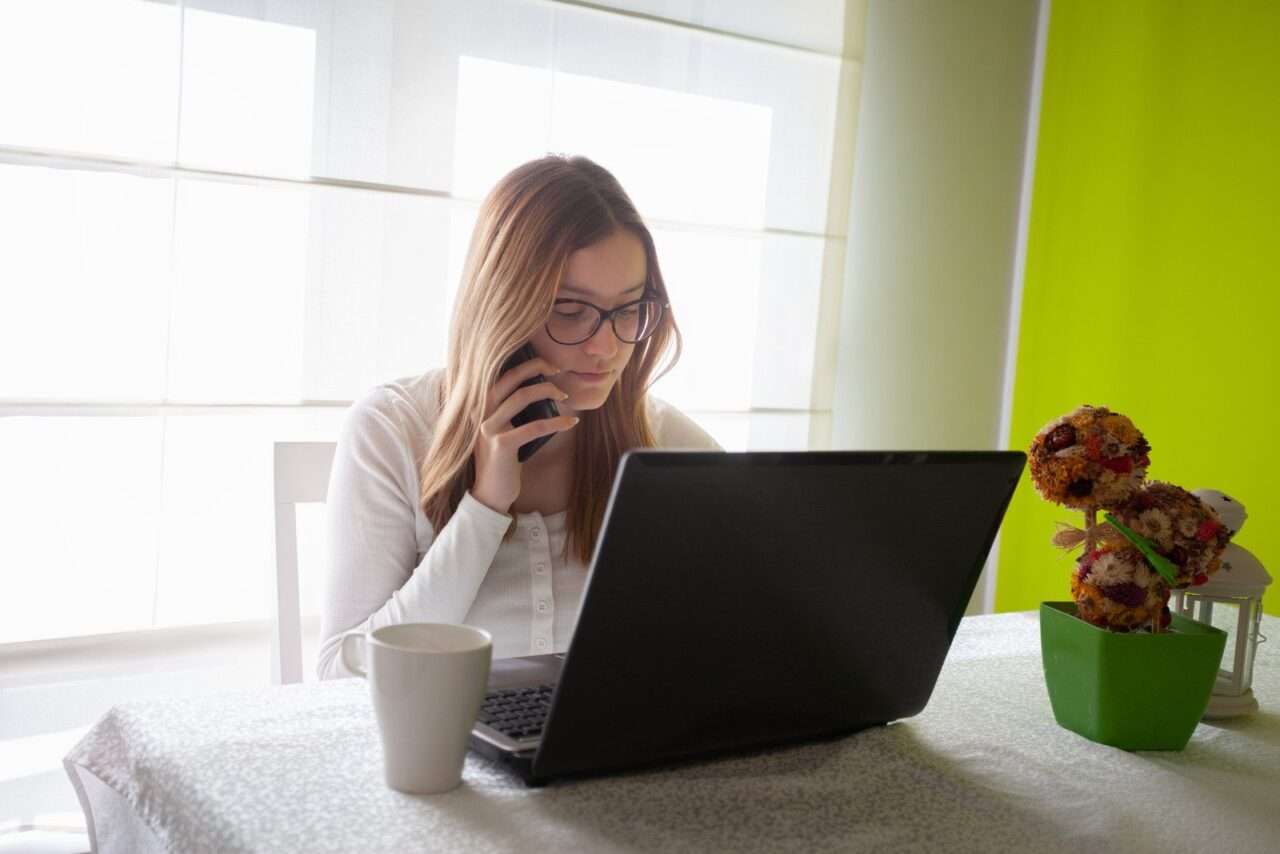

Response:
(545, 293), (669, 345)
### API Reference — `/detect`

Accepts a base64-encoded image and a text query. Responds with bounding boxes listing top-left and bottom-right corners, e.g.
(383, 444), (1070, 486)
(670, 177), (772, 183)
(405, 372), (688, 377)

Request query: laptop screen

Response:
(532, 450), (1025, 780)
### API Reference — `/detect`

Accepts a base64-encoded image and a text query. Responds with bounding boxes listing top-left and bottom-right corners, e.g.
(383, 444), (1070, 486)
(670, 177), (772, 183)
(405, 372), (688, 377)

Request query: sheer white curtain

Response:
(0, 0), (865, 646)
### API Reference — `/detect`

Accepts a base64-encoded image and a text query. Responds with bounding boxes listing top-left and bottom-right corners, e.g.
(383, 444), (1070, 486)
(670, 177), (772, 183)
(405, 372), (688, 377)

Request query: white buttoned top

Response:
(316, 369), (720, 679)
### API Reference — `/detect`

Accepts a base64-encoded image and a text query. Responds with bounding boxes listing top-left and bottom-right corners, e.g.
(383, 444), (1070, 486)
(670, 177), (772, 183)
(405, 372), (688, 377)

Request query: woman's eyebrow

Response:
(559, 282), (647, 299)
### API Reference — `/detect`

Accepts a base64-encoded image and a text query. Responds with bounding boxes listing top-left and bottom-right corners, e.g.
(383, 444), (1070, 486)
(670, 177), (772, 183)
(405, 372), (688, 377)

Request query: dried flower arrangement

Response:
(1028, 405), (1232, 632)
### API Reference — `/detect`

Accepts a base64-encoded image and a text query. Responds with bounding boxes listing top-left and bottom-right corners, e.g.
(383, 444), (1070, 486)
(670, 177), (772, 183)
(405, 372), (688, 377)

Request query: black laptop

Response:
(468, 449), (1026, 785)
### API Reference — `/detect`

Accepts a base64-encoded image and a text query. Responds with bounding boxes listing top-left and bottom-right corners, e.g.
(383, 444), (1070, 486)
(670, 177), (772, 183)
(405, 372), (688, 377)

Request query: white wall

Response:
(831, 0), (1043, 614)
(831, 0), (1040, 451)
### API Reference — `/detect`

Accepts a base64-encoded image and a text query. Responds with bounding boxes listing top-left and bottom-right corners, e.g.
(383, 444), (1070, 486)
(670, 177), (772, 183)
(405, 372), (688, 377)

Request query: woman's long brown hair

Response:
(419, 155), (681, 563)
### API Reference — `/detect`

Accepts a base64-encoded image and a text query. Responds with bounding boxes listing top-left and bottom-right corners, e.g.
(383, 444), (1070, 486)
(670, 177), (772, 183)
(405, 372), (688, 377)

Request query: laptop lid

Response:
(531, 450), (1025, 780)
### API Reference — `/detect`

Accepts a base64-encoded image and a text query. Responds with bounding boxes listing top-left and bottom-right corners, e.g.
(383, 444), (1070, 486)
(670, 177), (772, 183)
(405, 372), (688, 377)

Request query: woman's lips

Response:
(570, 370), (612, 384)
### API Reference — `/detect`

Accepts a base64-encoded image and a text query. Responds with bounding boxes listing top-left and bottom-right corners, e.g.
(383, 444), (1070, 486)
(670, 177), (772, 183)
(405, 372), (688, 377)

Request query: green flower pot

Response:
(1039, 602), (1227, 750)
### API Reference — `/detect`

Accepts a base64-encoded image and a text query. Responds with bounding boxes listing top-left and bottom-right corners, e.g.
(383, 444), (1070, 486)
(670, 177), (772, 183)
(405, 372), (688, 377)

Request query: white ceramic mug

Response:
(341, 623), (493, 794)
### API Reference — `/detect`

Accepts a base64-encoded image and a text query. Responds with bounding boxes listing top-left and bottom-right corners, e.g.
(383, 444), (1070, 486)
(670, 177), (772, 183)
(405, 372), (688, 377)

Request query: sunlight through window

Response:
(0, 0), (850, 646)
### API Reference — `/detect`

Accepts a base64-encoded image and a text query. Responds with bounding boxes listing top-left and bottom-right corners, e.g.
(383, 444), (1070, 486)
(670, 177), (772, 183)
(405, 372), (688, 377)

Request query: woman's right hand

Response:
(471, 357), (579, 515)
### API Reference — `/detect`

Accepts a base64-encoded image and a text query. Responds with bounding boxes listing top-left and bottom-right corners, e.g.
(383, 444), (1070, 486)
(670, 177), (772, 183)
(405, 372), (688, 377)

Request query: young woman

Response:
(317, 155), (720, 678)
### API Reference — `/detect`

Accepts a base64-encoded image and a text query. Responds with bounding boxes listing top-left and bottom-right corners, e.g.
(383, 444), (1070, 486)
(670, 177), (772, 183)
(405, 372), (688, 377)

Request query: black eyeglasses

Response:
(546, 295), (667, 345)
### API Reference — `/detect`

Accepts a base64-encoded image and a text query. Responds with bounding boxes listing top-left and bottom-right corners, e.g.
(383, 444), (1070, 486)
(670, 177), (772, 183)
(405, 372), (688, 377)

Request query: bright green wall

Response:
(997, 0), (1280, 616)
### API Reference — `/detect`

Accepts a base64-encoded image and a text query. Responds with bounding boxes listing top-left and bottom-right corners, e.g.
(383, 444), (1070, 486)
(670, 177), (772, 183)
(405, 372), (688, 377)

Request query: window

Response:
(0, 0), (865, 645)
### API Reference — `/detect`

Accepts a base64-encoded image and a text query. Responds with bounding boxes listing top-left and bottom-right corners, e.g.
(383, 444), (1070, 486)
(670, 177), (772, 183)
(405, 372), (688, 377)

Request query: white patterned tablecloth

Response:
(65, 613), (1280, 854)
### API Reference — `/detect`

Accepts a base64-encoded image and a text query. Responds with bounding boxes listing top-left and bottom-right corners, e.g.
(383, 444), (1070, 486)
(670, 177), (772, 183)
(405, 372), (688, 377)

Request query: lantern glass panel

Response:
(1240, 599), (1261, 694)
(1198, 594), (1249, 696)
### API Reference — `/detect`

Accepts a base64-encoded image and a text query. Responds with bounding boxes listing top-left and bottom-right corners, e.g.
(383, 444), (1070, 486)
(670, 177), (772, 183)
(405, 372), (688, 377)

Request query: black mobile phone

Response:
(501, 344), (561, 462)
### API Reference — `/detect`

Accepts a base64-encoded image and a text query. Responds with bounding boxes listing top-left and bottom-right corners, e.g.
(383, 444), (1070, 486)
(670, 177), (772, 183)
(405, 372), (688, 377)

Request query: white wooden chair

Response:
(271, 441), (336, 685)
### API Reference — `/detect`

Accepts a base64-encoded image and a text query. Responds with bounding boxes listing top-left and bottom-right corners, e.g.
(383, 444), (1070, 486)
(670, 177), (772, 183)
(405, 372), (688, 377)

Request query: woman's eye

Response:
(554, 307), (585, 319)
(616, 307), (639, 318)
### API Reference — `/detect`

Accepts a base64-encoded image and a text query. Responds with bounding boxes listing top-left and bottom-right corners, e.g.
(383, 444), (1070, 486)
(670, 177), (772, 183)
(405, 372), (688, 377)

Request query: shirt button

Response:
(534, 637), (548, 651)
(535, 563), (547, 575)
(530, 528), (541, 540)
(536, 600), (549, 613)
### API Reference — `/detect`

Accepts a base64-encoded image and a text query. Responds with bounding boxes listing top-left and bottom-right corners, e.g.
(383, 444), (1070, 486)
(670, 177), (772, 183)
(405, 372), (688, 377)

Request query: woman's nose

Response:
(581, 320), (618, 358)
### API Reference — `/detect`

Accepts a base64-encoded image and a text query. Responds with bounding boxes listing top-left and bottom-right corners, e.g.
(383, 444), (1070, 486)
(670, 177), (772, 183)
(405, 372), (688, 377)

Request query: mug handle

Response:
(340, 630), (368, 679)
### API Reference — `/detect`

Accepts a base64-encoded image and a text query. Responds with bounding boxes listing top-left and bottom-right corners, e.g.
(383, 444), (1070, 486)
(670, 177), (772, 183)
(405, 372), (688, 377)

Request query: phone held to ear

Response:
(501, 344), (561, 462)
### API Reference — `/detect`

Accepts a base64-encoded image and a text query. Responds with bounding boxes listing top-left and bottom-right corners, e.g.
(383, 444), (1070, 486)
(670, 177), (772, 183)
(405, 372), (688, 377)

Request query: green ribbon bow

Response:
(1103, 513), (1179, 585)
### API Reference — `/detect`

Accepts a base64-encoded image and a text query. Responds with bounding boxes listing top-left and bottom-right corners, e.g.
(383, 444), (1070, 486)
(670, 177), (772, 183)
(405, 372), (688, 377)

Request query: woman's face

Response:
(530, 229), (647, 414)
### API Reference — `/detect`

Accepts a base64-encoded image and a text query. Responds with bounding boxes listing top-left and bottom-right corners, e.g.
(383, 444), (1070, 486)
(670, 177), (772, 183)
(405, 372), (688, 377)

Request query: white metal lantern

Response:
(1171, 543), (1271, 718)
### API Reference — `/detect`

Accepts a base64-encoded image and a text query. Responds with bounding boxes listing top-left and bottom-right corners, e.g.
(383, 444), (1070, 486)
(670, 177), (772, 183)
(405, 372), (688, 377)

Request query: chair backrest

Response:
(271, 441), (337, 685)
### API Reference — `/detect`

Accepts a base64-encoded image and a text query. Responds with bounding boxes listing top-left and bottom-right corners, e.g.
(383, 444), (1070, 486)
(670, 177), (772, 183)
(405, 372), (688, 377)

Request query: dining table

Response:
(64, 611), (1280, 853)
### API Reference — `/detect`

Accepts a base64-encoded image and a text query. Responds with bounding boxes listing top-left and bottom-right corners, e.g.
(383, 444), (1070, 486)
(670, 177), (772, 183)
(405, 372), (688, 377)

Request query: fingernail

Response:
(571, 417), (580, 425)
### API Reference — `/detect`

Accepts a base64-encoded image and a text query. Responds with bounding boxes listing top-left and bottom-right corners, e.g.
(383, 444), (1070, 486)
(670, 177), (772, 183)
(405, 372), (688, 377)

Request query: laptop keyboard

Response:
(478, 684), (554, 741)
